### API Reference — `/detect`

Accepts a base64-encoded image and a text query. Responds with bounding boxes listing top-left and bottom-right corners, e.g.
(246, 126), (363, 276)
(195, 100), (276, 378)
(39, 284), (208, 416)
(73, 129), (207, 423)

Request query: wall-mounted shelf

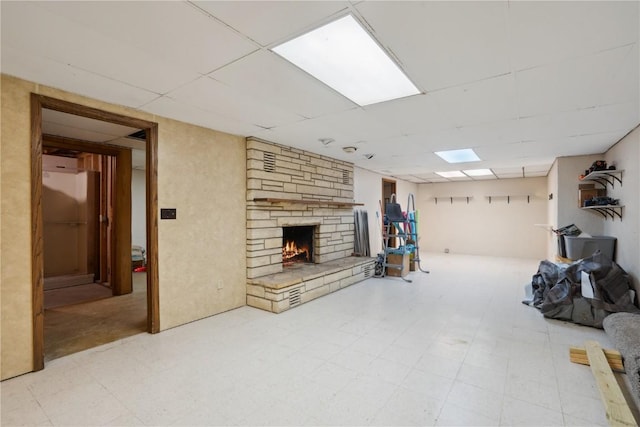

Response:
(581, 205), (624, 220)
(432, 196), (472, 204)
(486, 195), (531, 204)
(252, 198), (363, 207)
(580, 169), (624, 188)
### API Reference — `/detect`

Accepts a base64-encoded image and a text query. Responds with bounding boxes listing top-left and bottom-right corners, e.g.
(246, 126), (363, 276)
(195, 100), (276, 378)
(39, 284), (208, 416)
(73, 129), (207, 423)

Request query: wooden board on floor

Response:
(569, 346), (625, 372)
(583, 340), (636, 427)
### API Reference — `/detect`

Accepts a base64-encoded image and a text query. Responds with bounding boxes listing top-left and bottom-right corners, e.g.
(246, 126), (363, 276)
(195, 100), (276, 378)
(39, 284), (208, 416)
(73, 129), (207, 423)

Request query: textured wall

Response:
(0, 74), (247, 379)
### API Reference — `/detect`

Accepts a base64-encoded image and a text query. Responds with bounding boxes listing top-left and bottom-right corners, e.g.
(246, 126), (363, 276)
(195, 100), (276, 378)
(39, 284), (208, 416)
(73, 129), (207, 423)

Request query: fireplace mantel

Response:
(253, 198), (364, 207)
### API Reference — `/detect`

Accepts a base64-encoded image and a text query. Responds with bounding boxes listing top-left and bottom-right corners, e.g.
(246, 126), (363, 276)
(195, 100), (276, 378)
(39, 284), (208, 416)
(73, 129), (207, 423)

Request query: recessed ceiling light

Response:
(463, 168), (494, 177)
(342, 146), (357, 153)
(435, 171), (466, 178)
(272, 15), (420, 106)
(435, 148), (481, 163)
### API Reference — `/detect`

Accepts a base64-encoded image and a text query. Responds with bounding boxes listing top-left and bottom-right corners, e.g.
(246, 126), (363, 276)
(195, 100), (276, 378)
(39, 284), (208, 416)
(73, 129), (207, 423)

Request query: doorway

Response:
(31, 94), (159, 371)
(382, 178), (397, 248)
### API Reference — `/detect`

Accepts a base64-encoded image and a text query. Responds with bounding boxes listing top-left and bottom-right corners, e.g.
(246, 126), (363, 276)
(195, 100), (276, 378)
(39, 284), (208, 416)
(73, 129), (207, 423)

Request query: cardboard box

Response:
(578, 188), (606, 207)
(386, 253), (409, 277)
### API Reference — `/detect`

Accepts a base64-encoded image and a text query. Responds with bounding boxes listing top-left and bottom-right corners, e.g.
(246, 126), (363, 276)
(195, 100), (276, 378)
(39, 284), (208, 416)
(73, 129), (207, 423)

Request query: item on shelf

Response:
(580, 160), (609, 179)
(584, 197), (619, 207)
(579, 186), (606, 208)
(589, 160), (608, 173)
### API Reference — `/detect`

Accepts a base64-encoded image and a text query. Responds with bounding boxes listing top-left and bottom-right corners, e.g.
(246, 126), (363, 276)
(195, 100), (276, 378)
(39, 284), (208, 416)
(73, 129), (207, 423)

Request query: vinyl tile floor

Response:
(2, 253), (637, 426)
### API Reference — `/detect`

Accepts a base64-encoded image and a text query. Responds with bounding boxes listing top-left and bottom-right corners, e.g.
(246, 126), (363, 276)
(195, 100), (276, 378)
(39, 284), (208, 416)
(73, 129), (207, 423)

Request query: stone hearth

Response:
(247, 256), (375, 313)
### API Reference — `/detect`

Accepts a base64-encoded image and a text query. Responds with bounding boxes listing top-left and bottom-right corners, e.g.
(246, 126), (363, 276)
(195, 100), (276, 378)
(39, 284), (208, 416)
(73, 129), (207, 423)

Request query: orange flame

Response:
(283, 240), (309, 263)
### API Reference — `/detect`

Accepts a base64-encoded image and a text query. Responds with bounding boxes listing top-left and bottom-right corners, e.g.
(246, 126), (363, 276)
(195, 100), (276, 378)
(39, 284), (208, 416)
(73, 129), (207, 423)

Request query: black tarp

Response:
(524, 251), (640, 328)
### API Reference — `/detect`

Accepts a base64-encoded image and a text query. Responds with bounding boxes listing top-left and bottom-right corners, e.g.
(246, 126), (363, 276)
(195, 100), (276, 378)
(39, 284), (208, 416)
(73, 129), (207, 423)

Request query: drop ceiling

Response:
(2, 1), (638, 182)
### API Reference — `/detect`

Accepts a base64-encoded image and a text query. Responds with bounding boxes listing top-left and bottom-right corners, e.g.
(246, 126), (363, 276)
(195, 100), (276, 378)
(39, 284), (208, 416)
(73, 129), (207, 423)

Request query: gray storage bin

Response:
(564, 235), (616, 261)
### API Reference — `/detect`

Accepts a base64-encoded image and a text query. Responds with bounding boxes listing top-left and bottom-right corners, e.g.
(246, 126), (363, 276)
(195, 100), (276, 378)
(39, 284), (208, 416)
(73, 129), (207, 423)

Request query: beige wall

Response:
(0, 74), (247, 379)
(416, 178), (548, 259)
(353, 167), (419, 256)
(604, 127), (639, 296)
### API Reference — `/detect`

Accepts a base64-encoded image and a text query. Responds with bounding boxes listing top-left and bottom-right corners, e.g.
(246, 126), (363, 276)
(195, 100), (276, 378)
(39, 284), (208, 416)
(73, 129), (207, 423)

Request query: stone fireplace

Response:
(245, 137), (375, 313)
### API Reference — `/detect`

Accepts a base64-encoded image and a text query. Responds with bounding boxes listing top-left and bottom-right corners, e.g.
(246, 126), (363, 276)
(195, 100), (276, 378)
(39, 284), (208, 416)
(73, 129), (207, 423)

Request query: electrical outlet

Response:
(444, 248), (450, 253)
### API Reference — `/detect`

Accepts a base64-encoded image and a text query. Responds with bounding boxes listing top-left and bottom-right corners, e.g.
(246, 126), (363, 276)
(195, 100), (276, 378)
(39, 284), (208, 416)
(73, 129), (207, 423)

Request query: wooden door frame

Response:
(31, 94), (160, 371)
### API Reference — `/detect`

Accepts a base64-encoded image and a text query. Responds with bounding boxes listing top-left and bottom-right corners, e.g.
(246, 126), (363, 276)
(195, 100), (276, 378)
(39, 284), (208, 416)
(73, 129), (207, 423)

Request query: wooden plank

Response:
(569, 346), (624, 372)
(253, 198), (364, 207)
(584, 340), (636, 426)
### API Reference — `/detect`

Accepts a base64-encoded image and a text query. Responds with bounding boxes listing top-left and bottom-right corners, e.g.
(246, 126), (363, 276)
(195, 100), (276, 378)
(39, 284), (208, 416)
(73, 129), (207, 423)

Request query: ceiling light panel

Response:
(463, 168), (494, 177)
(435, 171), (466, 178)
(435, 148), (481, 163)
(272, 15), (420, 106)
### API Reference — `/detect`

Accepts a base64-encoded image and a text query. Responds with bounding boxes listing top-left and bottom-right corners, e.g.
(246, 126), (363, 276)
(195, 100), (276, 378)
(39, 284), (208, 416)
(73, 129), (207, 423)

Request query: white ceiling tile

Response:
(508, 1), (639, 71)
(363, 93), (457, 135)
(516, 46), (636, 118)
(495, 173), (523, 179)
(524, 165), (551, 174)
(525, 171), (548, 178)
(167, 77), (305, 129)
(42, 108), (139, 142)
(143, 96), (264, 137)
(28, 1), (259, 74)
(192, 1), (351, 46)
(2, 2), (200, 94)
(43, 110), (140, 139)
(209, 50), (355, 119)
(430, 74), (518, 128)
(356, 1), (510, 91)
(471, 175), (497, 181)
(1, 47), (159, 108)
(258, 107), (401, 150)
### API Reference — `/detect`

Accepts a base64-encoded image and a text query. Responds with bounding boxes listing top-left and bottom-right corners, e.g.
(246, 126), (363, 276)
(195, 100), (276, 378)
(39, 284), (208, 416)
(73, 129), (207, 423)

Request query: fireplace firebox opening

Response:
(282, 226), (314, 266)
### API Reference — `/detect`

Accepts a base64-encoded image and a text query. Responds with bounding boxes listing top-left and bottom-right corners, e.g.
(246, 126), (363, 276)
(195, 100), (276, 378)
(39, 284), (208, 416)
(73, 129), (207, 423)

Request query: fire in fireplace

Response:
(282, 226), (314, 266)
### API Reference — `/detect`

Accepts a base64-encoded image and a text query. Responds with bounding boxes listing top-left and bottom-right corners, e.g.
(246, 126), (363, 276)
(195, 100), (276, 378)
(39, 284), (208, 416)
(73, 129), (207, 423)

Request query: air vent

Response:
(342, 169), (349, 184)
(128, 129), (147, 140)
(364, 263), (374, 278)
(289, 288), (301, 307)
(263, 152), (276, 172)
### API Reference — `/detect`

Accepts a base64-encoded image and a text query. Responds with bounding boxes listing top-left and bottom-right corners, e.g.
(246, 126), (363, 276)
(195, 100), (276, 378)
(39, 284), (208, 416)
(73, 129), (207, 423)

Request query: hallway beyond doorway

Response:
(44, 273), (147, 362)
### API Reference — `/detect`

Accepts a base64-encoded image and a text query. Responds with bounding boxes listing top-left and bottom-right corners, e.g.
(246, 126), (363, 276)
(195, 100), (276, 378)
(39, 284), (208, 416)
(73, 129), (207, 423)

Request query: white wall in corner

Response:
(131, 168), (146, 252)
(417, 178), (548, 259)
(604, 126), (640, 296)
(555, 154), (605, 236)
